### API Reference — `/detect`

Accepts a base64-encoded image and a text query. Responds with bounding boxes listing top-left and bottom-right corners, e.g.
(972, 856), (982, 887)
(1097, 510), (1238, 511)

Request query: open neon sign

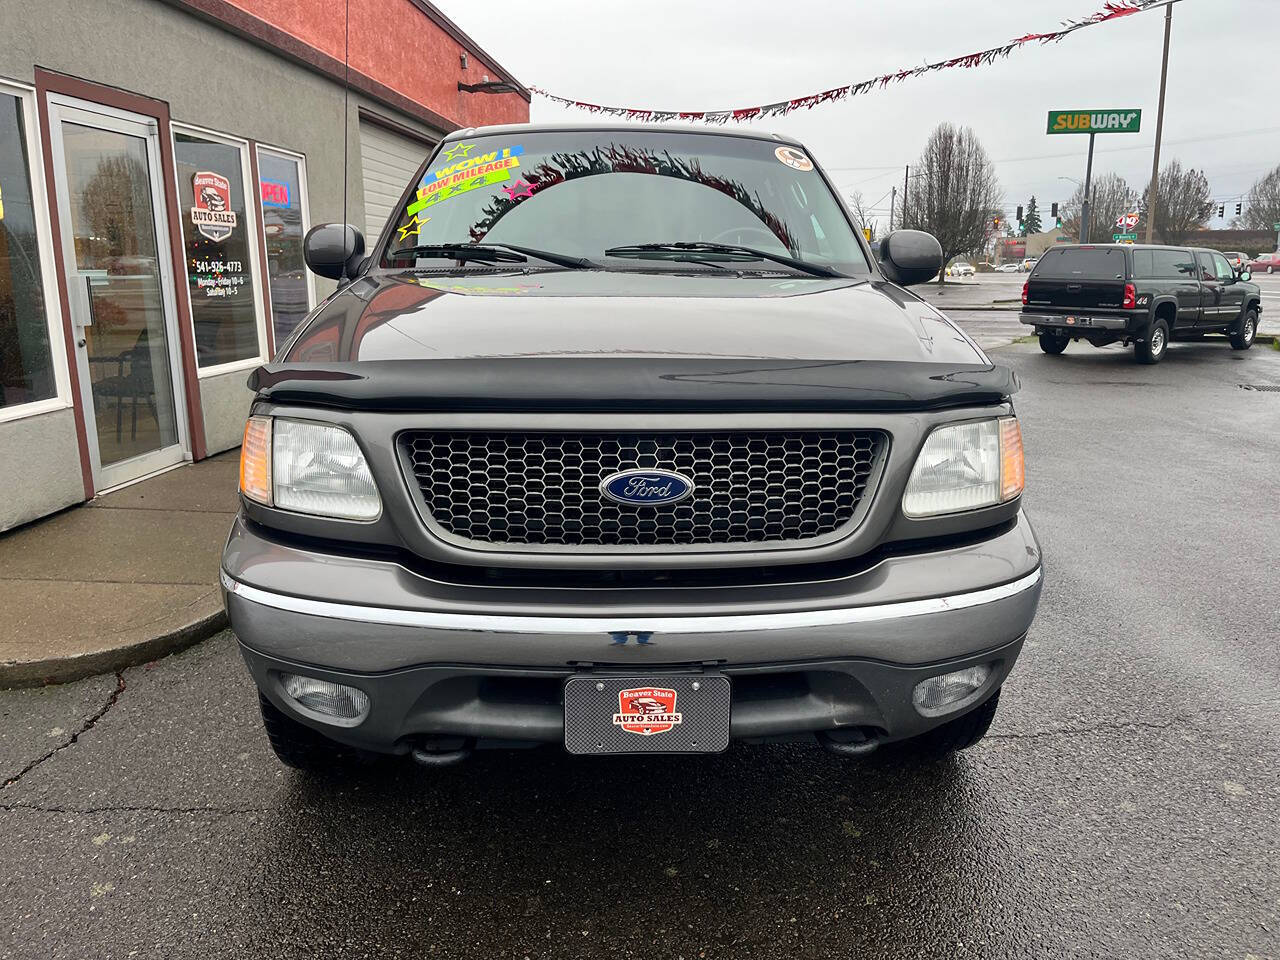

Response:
(260, 179), (290, 208)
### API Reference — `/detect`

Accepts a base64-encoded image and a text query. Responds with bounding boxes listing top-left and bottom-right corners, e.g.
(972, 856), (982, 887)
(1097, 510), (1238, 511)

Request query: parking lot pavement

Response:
(2, 345), (1279, 959)
(938, 308), (1027, 350)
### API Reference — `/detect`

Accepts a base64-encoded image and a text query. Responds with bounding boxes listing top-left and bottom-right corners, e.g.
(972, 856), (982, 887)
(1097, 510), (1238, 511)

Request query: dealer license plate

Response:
(563, 675), (731, 755)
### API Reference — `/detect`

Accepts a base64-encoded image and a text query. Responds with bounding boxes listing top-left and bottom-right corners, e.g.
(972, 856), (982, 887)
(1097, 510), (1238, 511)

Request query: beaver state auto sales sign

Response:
(190, 171), (237, 242)
(613, 687), (683, 736)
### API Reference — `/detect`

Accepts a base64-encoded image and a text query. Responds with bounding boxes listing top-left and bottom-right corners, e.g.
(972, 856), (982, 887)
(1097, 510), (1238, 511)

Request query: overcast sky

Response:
(436, 0), (1279, 231)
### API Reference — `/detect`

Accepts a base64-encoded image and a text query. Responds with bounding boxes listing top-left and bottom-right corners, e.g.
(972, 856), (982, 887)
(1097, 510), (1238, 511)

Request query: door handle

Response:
(83, 275), (97, 328)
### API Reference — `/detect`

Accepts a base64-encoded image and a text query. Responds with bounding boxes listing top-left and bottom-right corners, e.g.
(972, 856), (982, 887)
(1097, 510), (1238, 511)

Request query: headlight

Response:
(902, 417), (1024, 518)
(239, 416), (381, 521)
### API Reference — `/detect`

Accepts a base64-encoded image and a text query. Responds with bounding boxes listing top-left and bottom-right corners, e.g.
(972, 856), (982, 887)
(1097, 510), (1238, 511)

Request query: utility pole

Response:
(1144, 2), (1174, 244)
(889, 186), (896, 232)
(902, 165), (909, 229)
(1080, 133), (1096, 243)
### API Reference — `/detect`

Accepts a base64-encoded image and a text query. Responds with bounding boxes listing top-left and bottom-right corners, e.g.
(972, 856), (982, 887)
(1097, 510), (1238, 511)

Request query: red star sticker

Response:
(502, 179), (536, 200)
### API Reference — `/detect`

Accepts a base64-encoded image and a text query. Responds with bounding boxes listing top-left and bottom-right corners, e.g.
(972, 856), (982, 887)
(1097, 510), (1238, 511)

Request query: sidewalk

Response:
(0, 452), (237, 688)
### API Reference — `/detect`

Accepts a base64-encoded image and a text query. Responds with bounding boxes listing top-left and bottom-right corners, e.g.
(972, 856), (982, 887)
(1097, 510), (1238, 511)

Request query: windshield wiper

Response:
(604, 242), (843, 279)
(388, 242), (595, 270)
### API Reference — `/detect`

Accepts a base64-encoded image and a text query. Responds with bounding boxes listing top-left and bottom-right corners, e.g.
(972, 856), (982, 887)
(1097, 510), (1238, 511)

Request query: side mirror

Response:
(877, 230), (944, 286)
(304, 223), (365, 281)
(1239, 269), (1252, 282)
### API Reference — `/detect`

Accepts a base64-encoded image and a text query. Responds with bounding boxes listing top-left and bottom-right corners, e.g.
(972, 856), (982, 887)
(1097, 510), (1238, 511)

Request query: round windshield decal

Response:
(775, 146), (813, 171)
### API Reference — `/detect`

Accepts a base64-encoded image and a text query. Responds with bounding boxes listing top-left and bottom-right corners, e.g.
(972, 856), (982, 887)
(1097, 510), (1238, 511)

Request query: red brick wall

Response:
(223, 0), (528, 128)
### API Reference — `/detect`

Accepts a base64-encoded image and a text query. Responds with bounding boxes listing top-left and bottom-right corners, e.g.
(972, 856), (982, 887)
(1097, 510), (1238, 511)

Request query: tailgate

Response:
(1026, 277), (1127, 310)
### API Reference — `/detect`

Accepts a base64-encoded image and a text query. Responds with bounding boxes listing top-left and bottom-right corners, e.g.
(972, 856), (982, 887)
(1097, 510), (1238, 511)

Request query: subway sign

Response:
(1046, 109), (1142, 135)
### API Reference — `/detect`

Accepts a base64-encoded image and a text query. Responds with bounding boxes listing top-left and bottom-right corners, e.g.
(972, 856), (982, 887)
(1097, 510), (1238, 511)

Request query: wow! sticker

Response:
(407, 145), (524, 217)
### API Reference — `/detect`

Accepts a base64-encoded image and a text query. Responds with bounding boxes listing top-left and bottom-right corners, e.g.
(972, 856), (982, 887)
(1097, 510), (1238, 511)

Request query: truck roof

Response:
(440, 121), (805, 149)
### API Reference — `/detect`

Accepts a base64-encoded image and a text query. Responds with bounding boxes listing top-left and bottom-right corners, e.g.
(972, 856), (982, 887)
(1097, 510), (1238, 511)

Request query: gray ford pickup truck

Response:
(221, 124), (1042, 769)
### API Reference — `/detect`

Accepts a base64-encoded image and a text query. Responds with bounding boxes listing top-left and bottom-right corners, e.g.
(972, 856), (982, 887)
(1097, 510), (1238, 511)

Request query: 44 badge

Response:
(612, 687), (683, 736)
(190, 171), (237, 242)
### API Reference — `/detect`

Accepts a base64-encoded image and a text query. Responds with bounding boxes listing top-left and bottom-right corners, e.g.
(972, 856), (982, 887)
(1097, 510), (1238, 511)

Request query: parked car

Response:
(1248, 251), (1280, 274)
(994, 262), (1021, 273)
(1021, 258), (1039, 272)
(1222, 251), (1248, 272)
(223, 124), (1043, 770)
(975, 261), (997, 273)
(947, 261), (975, 277)
(1020, 244), (1261, 363)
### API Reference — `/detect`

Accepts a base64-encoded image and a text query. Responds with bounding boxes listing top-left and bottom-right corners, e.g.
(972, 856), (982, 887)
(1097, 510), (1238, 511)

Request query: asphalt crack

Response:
(983, 708), (1233, 745)
(1, 672), (126, 791)
(0, 802), (267, 817)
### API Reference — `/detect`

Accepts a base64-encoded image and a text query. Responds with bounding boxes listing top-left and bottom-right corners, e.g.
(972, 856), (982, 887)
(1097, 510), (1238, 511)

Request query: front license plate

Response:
(563, 675), (731, 755)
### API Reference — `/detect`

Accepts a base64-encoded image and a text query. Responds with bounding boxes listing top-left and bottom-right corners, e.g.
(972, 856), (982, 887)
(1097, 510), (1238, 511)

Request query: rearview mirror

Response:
(304, 223), (365, 282)
(877, 230), (943, 286)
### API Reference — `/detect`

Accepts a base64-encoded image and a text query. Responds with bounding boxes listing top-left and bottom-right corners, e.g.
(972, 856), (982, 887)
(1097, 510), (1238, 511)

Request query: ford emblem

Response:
(599, 469), (694, 507)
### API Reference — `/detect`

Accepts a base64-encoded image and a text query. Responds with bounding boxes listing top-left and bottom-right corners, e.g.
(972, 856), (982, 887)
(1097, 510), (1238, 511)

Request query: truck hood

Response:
(255, 270), (1016, 412)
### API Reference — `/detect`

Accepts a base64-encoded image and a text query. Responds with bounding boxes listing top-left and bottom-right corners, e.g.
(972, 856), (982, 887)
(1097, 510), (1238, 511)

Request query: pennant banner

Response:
(530, 1), (1169, 124)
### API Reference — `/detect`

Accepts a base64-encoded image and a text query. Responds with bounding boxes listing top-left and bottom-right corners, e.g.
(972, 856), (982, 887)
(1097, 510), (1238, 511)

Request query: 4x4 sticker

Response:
(613, 687), (682, 736)
(775, 146), (813, 172)
(407, 145), (525, 217)
(190, 171), (237, 242)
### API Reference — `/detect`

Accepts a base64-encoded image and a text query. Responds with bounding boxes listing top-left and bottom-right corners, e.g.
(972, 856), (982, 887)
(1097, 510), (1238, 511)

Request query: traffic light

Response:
(1051, 202), (1058, 218)
(992, 216), (1001, 230)
(1218, 205), (1225, 218)
(1236, 202), (1243, 216)
(1016, 205), (1023, 222)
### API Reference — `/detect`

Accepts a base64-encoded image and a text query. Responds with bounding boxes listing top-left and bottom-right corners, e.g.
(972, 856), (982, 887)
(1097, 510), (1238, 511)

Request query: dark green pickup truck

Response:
(1020, 244), (1261, 364)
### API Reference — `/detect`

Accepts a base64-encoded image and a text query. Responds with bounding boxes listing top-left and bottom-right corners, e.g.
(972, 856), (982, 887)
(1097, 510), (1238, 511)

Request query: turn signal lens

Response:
(240, 416), (272, 505)
(999, 417), (1025, 502)
(902, 416), (1025, 518)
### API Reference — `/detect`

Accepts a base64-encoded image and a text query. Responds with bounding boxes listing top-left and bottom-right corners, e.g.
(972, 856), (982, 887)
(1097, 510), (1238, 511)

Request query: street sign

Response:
(1047, 109), (1142, 135)
(1273, 221), (1280, 230)
(1113, 233), (1137, 243)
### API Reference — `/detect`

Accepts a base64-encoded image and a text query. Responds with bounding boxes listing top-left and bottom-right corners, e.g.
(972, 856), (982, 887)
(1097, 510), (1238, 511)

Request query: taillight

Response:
(1021, 281), (1029, 305)
(1122, 283), (1136, 309)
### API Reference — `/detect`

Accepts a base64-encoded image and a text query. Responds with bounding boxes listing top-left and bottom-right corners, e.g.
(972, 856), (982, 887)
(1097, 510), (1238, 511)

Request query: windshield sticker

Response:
(774, 146), (813, 172)
(396, 214), (429, 243)
(440, 141), (476, 162)
(407, 145), (526, 217)
(500, 178), (536, 201)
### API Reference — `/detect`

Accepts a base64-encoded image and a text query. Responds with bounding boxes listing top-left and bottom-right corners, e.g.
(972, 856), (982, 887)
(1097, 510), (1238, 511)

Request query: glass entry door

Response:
(48, 99), (187, 491)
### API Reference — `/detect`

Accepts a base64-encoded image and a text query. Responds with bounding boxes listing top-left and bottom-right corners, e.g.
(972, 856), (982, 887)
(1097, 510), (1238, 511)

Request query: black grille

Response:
(399, 430), (885, 548)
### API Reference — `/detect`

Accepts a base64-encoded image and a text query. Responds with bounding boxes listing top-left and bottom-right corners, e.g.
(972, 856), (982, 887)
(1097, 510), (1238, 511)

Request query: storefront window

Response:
(173, 129), (264, 369)
(256, 149), (312, 346)
(0, 91), (56, 411)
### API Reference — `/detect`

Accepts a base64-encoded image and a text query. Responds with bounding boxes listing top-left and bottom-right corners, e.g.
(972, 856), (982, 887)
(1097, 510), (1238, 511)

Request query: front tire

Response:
(1135, 318), (1169, 364)
(901, 689), (1002, 758)
(1230, 307), (1258, 350)
(1039, 332), (1069, 355)
(259, 693), (370, 772)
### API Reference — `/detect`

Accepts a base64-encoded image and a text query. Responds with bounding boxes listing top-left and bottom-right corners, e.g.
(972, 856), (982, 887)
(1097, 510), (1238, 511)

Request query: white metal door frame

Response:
(46, 94), (191, 492)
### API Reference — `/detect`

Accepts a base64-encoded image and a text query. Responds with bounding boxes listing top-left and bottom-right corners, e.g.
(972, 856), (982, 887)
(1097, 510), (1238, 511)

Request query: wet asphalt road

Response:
(2, 339), (1279, 959)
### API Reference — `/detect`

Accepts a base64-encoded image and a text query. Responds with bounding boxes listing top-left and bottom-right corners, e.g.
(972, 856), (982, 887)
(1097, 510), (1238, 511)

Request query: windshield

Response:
(381, 131), (871, 275)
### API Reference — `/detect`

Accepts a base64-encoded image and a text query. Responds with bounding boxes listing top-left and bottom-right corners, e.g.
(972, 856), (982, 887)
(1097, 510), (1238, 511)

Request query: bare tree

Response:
(901, 123), (1002, 283)
(847, 191), (878, 242)
(1237, 164), (1280, 232)
(1142, 159), (1213, 245)
(1061, 173), (1137, 242)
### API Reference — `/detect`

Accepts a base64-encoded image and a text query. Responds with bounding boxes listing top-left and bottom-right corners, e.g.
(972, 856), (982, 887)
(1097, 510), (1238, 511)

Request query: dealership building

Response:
(0, 0), (528, 531)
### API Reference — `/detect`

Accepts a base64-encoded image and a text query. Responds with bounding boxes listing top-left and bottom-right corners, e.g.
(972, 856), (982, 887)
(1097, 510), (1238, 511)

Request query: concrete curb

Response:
(0, 604), (227, 690)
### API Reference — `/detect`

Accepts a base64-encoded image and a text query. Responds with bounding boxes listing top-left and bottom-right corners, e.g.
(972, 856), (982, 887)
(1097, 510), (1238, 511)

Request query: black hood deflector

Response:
(248, 358), (1019, 413)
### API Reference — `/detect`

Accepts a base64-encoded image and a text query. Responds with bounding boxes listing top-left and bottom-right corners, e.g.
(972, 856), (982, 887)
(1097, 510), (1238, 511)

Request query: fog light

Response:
(912, 664), (992, 716)
(280, 673), (370, 724)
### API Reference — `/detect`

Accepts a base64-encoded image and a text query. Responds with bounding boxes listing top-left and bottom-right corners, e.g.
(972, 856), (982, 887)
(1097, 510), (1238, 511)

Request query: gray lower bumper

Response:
(222, 515), (1042, 751)
(1020, 312), (1129, 331)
